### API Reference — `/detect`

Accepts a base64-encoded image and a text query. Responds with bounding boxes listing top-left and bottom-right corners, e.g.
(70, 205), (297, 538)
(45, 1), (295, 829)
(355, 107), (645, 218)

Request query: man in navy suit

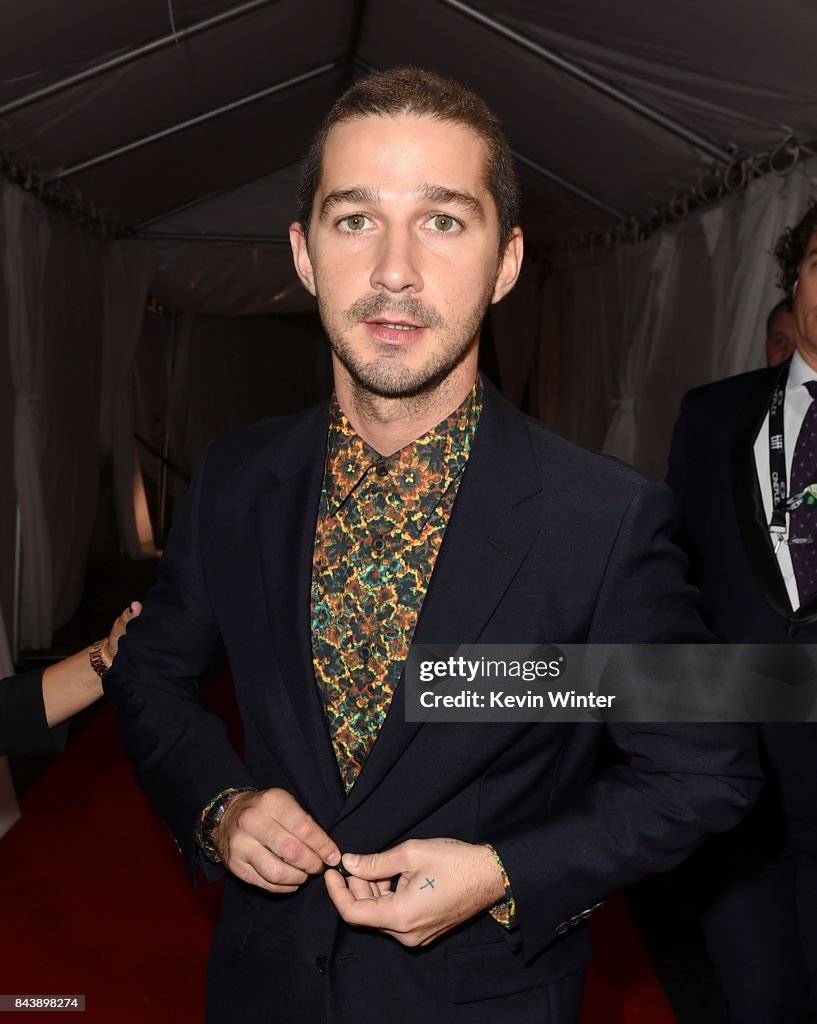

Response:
(107, 68), (761, 1024)
(669, 205), (817, 1023)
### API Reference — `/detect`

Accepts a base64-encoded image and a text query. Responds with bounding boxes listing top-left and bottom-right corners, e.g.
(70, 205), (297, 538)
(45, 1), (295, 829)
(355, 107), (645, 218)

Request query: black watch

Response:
(197, 786), (257, 863)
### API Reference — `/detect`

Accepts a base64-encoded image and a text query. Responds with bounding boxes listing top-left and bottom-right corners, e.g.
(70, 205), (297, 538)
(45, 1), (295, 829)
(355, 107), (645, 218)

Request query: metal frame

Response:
(136, 231), (290, 243)
(512, 150), (626, 220)
(44, 60), (343, 182)
(0, 0), (283, 119)
(136, 159), (302, 230)
(436, 0), (734, 165)
(349, 56), (628, 219)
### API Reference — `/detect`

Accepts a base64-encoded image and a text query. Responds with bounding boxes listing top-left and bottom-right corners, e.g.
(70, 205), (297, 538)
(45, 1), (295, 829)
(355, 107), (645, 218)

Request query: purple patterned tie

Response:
(789, 380), (817, 602)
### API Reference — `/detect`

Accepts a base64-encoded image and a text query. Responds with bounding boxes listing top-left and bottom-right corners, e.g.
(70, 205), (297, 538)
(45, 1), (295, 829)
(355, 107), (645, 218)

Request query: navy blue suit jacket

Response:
(668, 366), (817, 863)
(668, 364), (817, 640)
(107, 380), (761, 1023)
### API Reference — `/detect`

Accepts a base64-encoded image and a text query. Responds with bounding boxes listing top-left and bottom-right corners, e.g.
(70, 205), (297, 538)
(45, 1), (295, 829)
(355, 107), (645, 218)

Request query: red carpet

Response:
(0, 686), (676, 1022)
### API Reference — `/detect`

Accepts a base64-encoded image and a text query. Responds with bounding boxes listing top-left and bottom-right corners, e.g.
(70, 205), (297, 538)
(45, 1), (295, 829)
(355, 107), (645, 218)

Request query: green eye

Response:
(433, 215), (456, 232)
(342, 215), (368, 231)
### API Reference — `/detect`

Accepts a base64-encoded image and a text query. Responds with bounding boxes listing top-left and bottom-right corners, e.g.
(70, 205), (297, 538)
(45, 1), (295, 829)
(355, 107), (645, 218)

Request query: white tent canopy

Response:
(2, 0), (817, 651)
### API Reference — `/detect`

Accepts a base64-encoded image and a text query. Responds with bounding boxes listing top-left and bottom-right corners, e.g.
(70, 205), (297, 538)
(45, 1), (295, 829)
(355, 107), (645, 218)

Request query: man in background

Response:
(766, 296), (796, 367)
(669, 204), (817, 1023)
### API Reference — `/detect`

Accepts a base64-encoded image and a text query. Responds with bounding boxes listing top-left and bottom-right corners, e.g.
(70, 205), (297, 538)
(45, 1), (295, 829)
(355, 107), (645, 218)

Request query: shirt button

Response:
(360, 646), (372, 662)
(315, 955), (327, 975)
(375, 462), (388, 477)
(373, 537), (386, 552)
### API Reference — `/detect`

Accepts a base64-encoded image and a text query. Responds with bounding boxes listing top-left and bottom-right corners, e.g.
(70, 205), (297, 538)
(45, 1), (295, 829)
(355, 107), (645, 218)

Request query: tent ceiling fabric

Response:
(1, 0), (815, 313)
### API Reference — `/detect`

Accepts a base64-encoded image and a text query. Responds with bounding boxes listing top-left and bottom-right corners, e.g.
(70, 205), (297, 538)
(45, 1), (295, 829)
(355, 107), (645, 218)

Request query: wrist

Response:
(477, 843), (506, 904)
(88, 639), (111, 677)
(196, 786), (258, 863)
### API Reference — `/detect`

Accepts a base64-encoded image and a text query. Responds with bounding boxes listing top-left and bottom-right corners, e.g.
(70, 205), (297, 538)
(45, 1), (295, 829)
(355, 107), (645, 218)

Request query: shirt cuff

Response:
(484, 843), (517, 930)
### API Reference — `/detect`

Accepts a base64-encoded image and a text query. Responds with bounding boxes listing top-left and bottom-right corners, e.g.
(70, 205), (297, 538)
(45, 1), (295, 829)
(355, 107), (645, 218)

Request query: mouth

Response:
(364, 319), (427, 344)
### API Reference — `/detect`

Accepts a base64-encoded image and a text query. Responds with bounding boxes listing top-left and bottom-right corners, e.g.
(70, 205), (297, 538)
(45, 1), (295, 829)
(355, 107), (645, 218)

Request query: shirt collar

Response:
(786, 349), (817, 391)
(323, 376), (483, 532)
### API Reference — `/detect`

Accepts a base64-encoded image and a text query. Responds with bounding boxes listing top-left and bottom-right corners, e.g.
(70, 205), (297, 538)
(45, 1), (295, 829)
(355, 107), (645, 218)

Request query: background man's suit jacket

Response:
(107, 380), (761, 1024)
(668, 365), (817, 857)
(669, 365), (817, 641)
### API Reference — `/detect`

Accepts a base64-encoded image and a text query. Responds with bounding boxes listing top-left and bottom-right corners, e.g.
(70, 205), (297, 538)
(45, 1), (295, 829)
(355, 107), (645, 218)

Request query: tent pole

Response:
(135, 232), (291, 244)
(136, 162), (302, 230)
(512, 150), (627, 220)
(0, 0), (283, 118)
(44, 61), (343, 182)
(437, 0), (734, 165)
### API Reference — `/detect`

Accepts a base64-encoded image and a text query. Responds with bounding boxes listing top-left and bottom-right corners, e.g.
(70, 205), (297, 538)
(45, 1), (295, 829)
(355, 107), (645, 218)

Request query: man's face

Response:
(793, 230), (817, 370)
(765, 307), (796, 367)
(290, 114), (522, 399)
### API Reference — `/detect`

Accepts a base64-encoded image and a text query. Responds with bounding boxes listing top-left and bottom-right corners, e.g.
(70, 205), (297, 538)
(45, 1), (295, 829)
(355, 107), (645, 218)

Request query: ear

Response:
(491, 227), (524, 305)
(289, 221), (316, 296)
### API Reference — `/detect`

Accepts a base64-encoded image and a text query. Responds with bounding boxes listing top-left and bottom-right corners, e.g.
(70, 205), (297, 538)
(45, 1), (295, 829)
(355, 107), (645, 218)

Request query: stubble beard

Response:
(317, 288), (493, 409)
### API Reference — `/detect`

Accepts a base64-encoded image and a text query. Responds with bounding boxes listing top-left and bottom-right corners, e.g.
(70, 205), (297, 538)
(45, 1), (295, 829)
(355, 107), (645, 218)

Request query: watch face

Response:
(206, 804), (225, 831)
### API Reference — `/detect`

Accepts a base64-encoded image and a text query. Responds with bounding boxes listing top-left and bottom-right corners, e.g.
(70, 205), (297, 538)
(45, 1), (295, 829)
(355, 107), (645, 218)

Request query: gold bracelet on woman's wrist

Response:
(89, 640), (110, 677)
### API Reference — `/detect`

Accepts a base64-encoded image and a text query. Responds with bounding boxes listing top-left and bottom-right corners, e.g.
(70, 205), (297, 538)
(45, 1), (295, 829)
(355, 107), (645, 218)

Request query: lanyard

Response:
(768, 360), (790, 533)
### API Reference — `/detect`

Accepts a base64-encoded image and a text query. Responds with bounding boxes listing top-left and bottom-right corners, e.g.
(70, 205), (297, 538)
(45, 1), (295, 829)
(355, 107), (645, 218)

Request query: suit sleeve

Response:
(0, 668), (67, 756)
(490, 479), (764, 963)
(105, 443), (256, 881)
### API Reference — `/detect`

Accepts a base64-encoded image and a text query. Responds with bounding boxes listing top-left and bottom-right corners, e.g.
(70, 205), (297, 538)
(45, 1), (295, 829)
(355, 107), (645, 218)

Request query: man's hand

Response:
(214, 788), (341, 894)
(324, 838), (505, 946)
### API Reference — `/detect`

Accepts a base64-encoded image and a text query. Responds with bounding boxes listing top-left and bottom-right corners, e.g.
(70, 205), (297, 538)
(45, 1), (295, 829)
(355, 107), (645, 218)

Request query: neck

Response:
(333, 355), (479, 455)
(796, 343), (817, 374)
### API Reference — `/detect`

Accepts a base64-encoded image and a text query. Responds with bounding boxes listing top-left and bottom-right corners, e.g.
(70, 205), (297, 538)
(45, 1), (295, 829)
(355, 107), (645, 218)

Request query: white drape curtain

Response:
(603, 233), (677, 464)
(0, 607), (20, 838)
(708, 170), (812, 381)
(101, 242), (159, 560)
(1, 180), (107, 652)
(2, 183), (53, 650)
(531, 160), (817, 478)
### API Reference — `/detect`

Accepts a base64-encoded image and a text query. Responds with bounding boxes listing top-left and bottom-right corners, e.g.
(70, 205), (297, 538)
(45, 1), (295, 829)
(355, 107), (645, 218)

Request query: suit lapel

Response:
(730, 366), (817, 626)
(253, 405), (346, 815)
(333, 382), (543, 823)
(730, 370), (794, 621)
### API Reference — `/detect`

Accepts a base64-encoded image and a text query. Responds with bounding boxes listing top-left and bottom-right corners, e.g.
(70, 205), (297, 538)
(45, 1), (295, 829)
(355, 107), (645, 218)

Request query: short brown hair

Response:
(297, 66), (520, 250)
(774, 200), (817, 298)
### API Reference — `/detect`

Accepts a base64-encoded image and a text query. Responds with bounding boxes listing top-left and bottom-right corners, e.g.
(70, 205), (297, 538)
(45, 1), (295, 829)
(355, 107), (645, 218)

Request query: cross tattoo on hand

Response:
(419, 878), (435, 890)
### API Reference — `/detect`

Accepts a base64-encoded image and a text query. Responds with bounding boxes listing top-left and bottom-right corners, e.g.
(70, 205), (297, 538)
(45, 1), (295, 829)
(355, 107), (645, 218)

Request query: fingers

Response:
(346, 873), (380, 900)
(216, 788), (341, 895)
(106, 602), (143, 659)
(241, 845), (309, 890)
(342, 844), (407, 881)
(325, 869), (398, 929)
(266, 786), (341, 868)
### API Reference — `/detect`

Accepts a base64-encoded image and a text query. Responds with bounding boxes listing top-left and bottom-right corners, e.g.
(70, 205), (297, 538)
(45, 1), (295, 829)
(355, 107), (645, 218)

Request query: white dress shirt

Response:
(753, 350), (817, 610)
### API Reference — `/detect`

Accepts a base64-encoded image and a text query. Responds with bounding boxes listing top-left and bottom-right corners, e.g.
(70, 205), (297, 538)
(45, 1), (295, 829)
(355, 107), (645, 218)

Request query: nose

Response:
(369, 226), (423, 294)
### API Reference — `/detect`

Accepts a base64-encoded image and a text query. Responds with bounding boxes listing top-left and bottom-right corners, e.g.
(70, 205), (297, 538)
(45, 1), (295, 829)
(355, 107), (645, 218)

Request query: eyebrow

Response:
(320, 186), (382, 218)
(319, 183), (486, 221)
(417, 184), (485, 220)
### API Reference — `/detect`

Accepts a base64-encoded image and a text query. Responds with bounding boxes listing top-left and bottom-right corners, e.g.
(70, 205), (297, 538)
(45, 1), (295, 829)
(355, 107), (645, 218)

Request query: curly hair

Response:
(774, 199), (817, 297)
(296, 66), (520, 253)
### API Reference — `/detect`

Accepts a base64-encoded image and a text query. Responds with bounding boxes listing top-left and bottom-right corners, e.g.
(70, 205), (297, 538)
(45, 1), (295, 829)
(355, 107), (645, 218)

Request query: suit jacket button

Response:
(315, 955), (327, 975)
(788, 622), (800, 637)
